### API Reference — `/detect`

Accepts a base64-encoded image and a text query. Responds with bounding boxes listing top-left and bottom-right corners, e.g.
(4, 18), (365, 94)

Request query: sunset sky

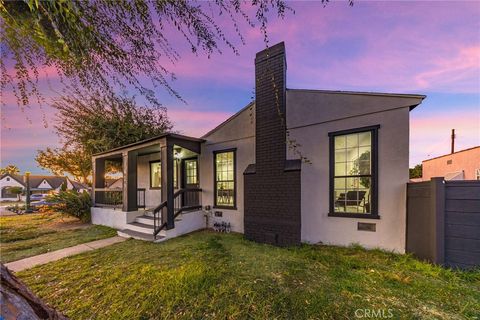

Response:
(1, 1), (479, 175)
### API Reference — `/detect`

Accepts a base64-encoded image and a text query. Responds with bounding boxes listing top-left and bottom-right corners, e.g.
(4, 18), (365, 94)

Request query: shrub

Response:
(46, 190), (92, 222)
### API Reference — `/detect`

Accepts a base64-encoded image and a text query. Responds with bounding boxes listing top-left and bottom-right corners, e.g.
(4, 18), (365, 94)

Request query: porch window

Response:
(214, 149), (236, 208)
(329, 125), (379, 218)
(150, 161), (161, 189)
(150, 160), (179, 189)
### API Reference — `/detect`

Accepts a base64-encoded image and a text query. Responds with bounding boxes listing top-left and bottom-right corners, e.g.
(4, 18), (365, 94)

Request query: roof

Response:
(444, 171), (465, 181)
(0, 173), (86, 189)
(69, 179), (89, 190)
(0, 173), (25, 186)
(287, 88), (426, 111)
(28, 176), (67, 189)
(93, 133), (205, 157)
(286, 88), (426, 100)
(105, 178), (123, 188)
(422, 146), (480, 163)
(201, 101), (255, 138)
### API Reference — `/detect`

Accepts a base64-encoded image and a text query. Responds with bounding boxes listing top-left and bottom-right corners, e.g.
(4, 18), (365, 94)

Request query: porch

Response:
(91, 133), (205, 240)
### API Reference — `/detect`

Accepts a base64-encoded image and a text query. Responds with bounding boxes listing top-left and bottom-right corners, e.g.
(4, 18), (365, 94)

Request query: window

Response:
(214, 150), (236, 208)
(476, 168), (480, 180)
(150, 161), (161, 189)
(184, 159), (198, 185)
(6, 177), (10, 181)
(329, 125), (379, 218)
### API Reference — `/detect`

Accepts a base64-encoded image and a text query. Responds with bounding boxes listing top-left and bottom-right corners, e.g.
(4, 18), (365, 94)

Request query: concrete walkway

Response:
(5, 236), (126, 272)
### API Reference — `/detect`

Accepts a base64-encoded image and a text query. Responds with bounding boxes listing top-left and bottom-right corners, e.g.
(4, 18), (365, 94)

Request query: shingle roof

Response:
(0, 173), (25, 186)
(28, 176), (67, 189)
(70, 180), (89, 190)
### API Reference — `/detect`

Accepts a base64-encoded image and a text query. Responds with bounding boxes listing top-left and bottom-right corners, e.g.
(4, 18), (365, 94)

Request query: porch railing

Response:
(94, 188), (123, 207)
(94, 188), (146, 209)
(153, 188), (202, 239)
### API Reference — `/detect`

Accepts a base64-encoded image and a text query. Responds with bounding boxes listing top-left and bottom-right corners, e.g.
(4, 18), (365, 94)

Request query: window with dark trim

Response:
(150, 160), (161, 189)
(214, 149), (236, 209)
(329, 125), (379, 219)
(150, 160), (179, 189)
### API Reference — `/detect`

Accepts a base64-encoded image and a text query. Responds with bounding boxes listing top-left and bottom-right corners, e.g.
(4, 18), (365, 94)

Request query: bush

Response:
(46, 190), (92, 222)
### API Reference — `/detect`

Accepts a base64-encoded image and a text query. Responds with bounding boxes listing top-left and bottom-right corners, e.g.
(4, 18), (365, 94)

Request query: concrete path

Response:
(5, 236), (126, 272)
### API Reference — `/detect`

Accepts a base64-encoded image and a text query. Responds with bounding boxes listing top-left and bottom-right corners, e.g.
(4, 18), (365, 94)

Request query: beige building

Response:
(422, 146), (480, 181)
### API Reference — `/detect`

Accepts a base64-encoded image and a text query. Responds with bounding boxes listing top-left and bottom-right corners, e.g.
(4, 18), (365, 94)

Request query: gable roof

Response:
(69, 179), (89, 190)
(0, 173), (25, 186)
(201, 101), (255, 138)
(28, 176), (67, 189)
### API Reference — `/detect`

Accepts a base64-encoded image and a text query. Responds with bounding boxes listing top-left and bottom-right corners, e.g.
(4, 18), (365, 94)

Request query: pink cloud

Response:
(168, 108), (233, 137)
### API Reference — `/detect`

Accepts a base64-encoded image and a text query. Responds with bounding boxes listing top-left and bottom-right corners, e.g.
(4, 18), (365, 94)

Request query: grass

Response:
(17, 231), (479, 320)
(0, 212), (117, 263)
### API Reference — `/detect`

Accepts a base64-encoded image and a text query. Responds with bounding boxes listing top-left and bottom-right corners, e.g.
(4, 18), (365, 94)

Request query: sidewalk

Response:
(5, 236), (126, 272)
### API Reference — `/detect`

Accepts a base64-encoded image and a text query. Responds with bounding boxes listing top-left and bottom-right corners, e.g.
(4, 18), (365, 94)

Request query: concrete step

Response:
(135, 215), (155, 225)
(117, 229), (163, 242)
(126, 221), (154, 234)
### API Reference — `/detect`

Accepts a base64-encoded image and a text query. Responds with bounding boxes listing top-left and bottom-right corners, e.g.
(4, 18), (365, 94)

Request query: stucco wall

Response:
(286, 89), (419, 252)
(199, 104), (255, 233)
(422, 147), (480, 181)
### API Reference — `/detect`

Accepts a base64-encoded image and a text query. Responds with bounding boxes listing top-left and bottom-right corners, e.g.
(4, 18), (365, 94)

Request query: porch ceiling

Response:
(92, 133), (205, 159)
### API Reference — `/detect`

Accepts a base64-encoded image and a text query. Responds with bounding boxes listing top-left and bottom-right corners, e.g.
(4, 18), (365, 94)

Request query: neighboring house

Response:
(105, 178), (123, 189)
(0, 173), (88, 201)
(91, 42), (425, 252)
(422, 146), (480, 181)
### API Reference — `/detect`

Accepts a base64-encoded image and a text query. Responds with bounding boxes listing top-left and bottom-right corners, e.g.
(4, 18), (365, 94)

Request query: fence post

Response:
(431, 177), (445, 265)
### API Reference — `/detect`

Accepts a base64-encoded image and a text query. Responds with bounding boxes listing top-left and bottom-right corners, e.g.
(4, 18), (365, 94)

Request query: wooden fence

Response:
(406, 178), (480, 269)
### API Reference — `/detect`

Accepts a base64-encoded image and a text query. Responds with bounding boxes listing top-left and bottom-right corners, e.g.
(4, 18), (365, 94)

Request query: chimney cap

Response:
(255, 42), (286, 63)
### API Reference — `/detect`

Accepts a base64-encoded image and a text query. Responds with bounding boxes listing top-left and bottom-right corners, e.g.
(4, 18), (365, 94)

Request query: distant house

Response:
(422, 146), (480, 181)
(0, 174), (89, 200)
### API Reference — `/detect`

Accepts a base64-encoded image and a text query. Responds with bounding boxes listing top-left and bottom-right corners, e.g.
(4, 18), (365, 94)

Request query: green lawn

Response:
(17, 231), (479, 319)
(0, 213), (117, 263)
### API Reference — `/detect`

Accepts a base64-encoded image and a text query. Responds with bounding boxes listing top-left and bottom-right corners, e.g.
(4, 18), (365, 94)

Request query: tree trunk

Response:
(0, 264), (68, 319)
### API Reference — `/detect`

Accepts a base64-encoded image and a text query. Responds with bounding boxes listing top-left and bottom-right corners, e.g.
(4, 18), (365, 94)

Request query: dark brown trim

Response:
(328, 125), (380, 217)
(149, 159), (161, 189)
(213, 148), (237, 210)
(328, 212), (380, 219)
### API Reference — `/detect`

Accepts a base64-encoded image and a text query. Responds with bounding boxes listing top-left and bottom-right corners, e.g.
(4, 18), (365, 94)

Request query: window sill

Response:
(213, 206), (237, 210)
(328, 213), (380, 219)
(150, 187), (161, 190)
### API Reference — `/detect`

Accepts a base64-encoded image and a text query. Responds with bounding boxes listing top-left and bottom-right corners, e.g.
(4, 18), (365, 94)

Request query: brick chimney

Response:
(243, 42), (301, 246)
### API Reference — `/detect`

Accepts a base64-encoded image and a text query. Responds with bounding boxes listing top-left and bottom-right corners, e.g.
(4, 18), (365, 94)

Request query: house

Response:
(0, 173), (89, 201)
(422, 146), (480, 181)
(91, 42), (425, 252)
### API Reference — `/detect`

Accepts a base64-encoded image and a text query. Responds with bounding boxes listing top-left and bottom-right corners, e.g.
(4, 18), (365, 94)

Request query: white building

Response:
(91, 42), (425, 252)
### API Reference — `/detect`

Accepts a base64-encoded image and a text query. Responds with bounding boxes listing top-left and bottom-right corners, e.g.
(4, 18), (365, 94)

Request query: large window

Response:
(214, 149), (236, 208)
(329, 125), (379, 218)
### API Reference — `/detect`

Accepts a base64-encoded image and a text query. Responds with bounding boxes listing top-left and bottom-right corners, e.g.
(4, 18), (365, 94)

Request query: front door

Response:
(182, 158), (199, 207)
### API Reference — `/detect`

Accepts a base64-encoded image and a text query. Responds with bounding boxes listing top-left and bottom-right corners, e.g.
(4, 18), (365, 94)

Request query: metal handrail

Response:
(153, 188), (202, 239)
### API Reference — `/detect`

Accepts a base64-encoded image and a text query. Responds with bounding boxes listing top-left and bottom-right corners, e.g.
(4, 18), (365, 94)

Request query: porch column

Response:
(161, 144), (175, 229)
(122, 150), (138, 212)
(93, 157), (106, 205)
